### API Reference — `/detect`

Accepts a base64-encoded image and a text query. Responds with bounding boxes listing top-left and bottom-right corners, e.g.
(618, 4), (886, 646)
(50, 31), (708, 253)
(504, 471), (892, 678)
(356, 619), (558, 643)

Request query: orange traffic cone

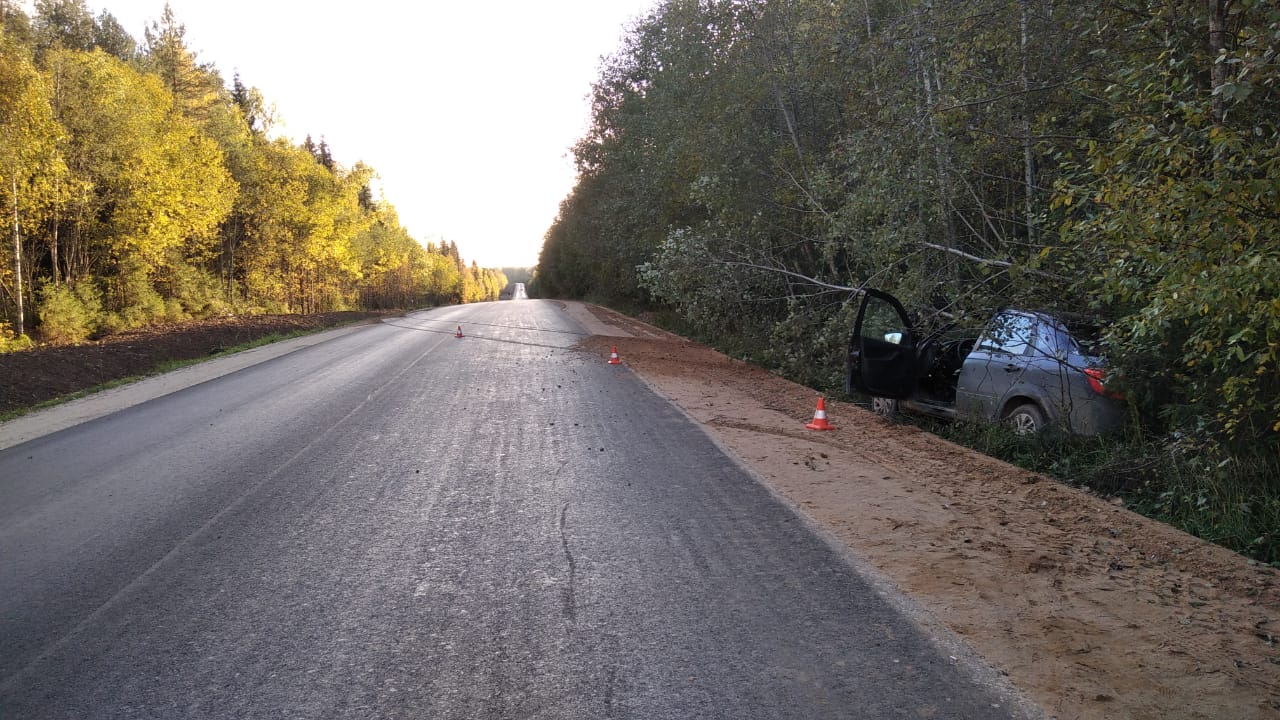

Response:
(805, 397), (835, 431)
(607, 346), (622, 365)
(454, 325), (464, 338)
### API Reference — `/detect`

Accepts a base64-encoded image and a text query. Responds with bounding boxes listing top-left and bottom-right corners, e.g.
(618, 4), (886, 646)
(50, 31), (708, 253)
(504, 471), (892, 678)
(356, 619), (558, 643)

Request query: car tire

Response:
(1005, 403), (1045, 435)
(872, 397), (899, 419)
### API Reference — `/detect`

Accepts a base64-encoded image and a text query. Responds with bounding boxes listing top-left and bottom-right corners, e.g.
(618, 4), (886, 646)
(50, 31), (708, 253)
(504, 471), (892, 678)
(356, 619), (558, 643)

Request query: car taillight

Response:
(1085, 367), (1123, 399)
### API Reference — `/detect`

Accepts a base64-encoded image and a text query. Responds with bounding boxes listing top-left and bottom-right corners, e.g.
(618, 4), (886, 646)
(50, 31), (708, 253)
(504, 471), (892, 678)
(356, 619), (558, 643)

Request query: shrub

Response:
(163, 298), (186, 323)
(160, 261), (226, 316)
(98, 312), (126, 335)
(37, 283), (97, 344)
(936, 420), (1280, 566)
(0, 325), (33, 353)
(1118, 447), (1280, 567)
(111, 260), (166, 329)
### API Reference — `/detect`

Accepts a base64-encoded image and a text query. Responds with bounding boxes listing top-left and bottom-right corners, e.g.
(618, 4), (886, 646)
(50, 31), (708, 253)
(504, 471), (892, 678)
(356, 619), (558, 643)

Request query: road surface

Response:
(0, 301), (1036, 718)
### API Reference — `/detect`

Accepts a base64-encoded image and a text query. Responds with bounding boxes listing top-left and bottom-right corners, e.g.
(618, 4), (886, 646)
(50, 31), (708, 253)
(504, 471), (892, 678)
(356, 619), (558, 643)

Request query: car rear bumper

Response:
(1056, 396), (1126, 436)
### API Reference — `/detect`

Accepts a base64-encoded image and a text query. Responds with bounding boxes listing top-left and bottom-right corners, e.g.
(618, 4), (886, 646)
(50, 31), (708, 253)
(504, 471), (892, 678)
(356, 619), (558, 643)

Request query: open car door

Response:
(846, 289), (918, 399)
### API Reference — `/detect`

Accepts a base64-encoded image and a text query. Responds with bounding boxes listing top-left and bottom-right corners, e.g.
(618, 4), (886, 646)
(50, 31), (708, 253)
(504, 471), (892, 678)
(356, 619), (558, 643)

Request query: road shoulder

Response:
(576, 303), (1280, 720)
(0, 324), (369, 451)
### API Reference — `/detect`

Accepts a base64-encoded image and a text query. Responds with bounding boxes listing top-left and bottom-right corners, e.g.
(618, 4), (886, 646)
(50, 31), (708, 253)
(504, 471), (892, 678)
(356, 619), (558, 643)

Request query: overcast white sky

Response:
(78, 1), (656, 268)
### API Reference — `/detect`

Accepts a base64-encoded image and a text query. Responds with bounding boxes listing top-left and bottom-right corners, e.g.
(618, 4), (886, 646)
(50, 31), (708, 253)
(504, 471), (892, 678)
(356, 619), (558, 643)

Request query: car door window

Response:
(1039, 324), (1069, 358)
(978, 313), (1034, 356)
(860, 296), (909, 347)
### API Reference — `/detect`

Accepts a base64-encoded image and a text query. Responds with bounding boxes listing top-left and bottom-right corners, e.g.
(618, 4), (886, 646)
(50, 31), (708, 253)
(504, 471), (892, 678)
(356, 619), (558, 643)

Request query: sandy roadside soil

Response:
(570, 302), (1279, 720)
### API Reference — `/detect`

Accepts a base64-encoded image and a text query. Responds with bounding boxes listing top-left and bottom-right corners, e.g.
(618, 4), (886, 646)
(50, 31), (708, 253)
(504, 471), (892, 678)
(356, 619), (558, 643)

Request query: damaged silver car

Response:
(845, 289), (1125, 436)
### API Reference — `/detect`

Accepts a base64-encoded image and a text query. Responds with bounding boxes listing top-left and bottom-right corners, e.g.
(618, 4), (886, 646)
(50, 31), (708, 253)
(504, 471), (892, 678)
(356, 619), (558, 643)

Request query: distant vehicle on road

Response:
(845, 289), (1124, 436)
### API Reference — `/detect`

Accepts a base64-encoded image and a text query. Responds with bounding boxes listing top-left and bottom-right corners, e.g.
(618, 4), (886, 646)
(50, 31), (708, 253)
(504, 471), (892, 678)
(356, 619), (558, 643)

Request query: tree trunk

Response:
(912, 6), (957, 259)
(222, 215), (241, 302)
(1207, 0), (1229, 124)
(12, 175), (24, 337)
(1021, 0), (1036, 245)
(50, 211), (60, 285)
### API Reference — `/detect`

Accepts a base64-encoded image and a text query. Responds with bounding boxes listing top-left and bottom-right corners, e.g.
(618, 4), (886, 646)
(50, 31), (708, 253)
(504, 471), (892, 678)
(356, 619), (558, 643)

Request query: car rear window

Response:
(1062, 317), (1107, 357)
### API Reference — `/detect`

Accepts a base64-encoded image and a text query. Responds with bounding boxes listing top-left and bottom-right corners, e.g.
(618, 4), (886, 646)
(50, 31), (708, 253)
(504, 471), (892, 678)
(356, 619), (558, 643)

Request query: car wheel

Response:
(1006, 403), (1045, 435)
(872, 397), (899, 418)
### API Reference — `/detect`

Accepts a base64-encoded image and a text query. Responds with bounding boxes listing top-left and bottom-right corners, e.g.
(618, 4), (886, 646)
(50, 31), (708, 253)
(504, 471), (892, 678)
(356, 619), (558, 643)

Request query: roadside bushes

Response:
(760, 303), (855, 393)
(0, 326), (34, 353)
(156, 260), (230, 317)
(1081, 441), (1280, 567)
(31, 262), (237, 345)
(933, 417), (1280, 566)
(109, 261), (169, 331)
(36, 282), (101, 344)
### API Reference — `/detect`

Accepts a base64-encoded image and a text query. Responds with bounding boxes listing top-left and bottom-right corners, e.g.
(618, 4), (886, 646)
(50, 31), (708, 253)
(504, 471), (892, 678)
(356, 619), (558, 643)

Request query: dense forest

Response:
(537, 0), (1278, 557)
(0, 1), (507, 350)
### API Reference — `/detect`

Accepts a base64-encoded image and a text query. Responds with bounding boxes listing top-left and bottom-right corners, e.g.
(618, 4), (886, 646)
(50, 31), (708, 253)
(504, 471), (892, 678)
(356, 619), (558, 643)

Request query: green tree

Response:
(1, 2), (34, 45)
(2, 1), (500, 346)
(351, 204), (421, 309)
(200, 75), (258, 301)
(44, 47), (234, 321)
(230, 72), (270, 134)
(236, 139), (372, 312)
(237, 138), (316, 311)
(548, 0), (1126, 365)
(31, 0), (95, 58)
(142, 3), (221, 122)
(1055, 0), (1280, 452)
(422, 242), (463, 305)
(0, 35), (63, 337)
(93, 10), (136, 62)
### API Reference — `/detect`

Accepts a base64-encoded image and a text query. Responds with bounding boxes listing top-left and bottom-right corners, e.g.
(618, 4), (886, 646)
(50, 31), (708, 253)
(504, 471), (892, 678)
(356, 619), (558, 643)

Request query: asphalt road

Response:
(0, 300), (1037, 719)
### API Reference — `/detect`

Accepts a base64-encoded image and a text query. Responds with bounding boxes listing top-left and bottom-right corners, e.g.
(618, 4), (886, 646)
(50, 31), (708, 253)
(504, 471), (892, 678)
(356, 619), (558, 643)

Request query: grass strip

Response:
(0, 329), (314, 423)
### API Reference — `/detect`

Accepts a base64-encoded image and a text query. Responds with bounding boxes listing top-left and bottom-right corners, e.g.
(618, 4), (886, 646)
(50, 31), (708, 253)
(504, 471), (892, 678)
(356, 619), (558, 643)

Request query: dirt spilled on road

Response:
(577, 302), (1280, 720)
